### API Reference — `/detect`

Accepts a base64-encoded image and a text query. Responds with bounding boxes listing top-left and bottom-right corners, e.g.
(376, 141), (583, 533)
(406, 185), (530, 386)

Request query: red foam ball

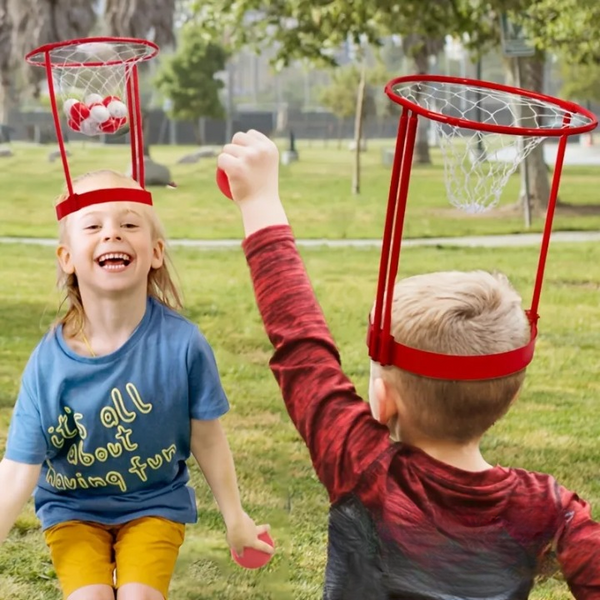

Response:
(231, 531), (274, 570)
(216, 168), (233, 200)
(102, 95), (121, 107)
(69, 102), (90, 125)
(100, 117), (127, 133)
(68, 118), (81, 132)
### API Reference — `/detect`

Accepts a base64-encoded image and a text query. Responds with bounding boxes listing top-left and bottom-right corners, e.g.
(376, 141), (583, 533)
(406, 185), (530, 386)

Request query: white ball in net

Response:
(77, 42), (116, 60)
(85, 93), (104, 106)
(106, 99), (128, 119)
(80, 117), (101, 136)
(89, 104), (111, 124)
(63, 99), (79, 117)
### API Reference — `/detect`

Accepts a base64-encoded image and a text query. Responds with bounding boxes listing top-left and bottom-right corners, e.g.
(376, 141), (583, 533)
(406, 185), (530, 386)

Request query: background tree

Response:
(459, 0), (600, 212)
(522, 0), (600, 65)
(0, 0), (12, 126)
(154, 26), (228, 144)
(103, 0), (176, 47)
(191, 0), (456, 184)
(401, 34), (445, 164)
(318, 64), (378, 149)
(561, 63), (600, 105)
(0, 0), (96, 124)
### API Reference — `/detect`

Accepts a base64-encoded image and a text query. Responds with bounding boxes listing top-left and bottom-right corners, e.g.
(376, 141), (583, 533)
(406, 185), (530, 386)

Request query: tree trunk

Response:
(413, 102), (431, 164)
(351, 57), (367, 195)
(103, 0), (176, 47)
(505, 54), (551, 212)
(142, 109), (151, 157)
(0, 0), (13, 125)
(0, 74), (11, 125)
(192, 120), (203, 145)
(411, 44), (432, 164)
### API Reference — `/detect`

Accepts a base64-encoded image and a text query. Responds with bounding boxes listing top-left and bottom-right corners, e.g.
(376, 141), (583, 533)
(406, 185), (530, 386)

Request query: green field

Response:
(0, 143), (599, 598)
(1, 140), (599, 240)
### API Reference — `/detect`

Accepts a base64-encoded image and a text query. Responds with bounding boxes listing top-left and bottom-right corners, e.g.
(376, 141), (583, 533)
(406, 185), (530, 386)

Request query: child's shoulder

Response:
(18, 328), (63, 382)
(29, 327), (61, 360)
(506, 464), (558, 484)
(149, 298), (211, 345)
(503, 464), (564, 502)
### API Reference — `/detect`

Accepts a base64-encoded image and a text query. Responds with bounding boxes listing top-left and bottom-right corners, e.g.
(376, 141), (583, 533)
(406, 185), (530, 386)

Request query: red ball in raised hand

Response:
(216, 167), (233, 200)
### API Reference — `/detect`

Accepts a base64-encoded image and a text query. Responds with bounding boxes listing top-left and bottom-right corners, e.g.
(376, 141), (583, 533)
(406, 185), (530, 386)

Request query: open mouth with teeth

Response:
(96, 252), (133, 271)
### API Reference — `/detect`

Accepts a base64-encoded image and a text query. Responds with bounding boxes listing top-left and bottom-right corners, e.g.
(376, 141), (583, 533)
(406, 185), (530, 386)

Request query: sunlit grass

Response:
(1, 140), (599, 241)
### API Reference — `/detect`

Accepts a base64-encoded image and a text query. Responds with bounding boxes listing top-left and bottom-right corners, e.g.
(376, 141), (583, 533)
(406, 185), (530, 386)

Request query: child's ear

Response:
(151, 238), (165, 270)
(57, 244), (75, 275)
(372, 377), (399, 426)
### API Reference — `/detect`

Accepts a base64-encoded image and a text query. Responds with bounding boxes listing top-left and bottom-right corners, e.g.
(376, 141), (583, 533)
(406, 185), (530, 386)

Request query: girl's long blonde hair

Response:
(55, 170), (183, 336)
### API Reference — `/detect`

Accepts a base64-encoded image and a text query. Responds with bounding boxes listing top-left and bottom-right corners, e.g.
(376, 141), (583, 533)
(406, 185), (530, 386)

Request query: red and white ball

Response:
(63, 99), (78, 117)
(89, 103), (111, 124)
(85, 93), (104, 106)
(63, 94), (128, 134)
(103, 96), (128, 119)
(80, 117), (101, 136)
(64, 101), (90, 132)
(100, 117), (127, 133)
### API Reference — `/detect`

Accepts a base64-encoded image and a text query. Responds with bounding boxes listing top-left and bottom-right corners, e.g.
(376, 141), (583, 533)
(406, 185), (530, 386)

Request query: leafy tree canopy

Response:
(154, 24), (228, 124)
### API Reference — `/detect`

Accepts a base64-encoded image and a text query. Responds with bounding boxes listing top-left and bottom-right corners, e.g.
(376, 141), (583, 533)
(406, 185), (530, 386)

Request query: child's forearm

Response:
(190, 420), (245, 526)
(238, 196), (289, 238)
(0, 458), (41, 543)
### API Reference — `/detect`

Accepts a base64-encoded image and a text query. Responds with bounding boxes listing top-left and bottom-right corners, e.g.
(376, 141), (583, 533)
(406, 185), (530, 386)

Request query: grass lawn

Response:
(0, 238), (599, 599)
(0, 139), (599, 240)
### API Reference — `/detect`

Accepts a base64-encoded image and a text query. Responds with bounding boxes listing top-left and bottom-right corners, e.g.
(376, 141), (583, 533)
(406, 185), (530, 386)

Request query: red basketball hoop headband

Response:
(367, 74), (597, 380)
(25, 38), (159, 220)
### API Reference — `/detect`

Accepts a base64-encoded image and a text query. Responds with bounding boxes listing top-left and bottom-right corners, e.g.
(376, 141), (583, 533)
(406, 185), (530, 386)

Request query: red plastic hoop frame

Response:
(385, 74), (598, 137)
(25, 37), (159, 68)
(26, 37), (158, 220)
(368, 75), (598, 380)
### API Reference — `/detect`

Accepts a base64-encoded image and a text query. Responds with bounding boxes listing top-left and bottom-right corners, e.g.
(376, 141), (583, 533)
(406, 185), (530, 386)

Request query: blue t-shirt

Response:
(5, 297), (229, 530)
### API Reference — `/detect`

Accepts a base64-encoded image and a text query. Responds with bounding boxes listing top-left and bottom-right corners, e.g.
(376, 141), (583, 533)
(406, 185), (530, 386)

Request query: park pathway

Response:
(1, 230), (599, 249)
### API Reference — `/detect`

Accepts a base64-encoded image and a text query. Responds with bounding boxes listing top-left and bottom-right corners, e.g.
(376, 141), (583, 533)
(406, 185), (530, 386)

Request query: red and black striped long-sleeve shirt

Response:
(243, 225), (600, 599)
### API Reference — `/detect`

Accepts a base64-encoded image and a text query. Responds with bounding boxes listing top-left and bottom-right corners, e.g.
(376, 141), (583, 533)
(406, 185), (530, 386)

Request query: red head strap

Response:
(55, 188), (153, 221)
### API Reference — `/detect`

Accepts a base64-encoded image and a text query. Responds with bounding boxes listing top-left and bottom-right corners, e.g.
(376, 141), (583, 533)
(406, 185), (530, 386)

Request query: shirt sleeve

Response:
(243, 225), (390, 503)
(186, 327), (230, 421)
(556, 486), (600, 599)
(5, 372), (48, 465)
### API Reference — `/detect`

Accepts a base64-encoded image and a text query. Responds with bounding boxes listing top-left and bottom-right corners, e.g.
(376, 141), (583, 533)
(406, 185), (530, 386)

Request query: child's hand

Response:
(217, 130), (289, 236)
(226, 512), (274, 557)
(217, 130), (280, 205)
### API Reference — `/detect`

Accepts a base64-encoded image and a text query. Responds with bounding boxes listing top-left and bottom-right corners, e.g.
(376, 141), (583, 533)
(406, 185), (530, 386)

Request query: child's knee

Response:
(67, 584), (115, 600)
(116, 583), (165, 600)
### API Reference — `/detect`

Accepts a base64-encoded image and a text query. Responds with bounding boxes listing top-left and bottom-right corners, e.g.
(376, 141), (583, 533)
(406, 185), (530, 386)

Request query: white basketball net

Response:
(390, 81), (593, 213)
(36, 41), (155, 138)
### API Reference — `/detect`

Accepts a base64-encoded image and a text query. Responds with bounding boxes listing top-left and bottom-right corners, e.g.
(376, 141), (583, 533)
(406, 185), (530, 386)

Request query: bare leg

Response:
(117, 583), (165, 600)
(68, 584), (115, 600)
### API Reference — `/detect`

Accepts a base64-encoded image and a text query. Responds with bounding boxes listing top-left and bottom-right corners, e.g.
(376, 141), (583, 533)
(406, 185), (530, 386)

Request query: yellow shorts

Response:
(44, 516), (185, 599)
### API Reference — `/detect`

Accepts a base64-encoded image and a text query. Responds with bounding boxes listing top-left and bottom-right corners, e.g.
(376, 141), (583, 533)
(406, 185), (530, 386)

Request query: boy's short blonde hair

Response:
(376, 270), (530, 443)
(55, 170), (182, 335)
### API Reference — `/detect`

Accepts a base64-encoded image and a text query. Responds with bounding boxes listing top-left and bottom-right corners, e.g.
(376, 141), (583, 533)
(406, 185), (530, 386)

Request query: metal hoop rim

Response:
(25, 37), (159, 68)
(385, 74), (598, 137)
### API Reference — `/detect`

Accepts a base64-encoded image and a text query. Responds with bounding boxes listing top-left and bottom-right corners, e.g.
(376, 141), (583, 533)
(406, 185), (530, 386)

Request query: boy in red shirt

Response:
(218, 130), (600, 599)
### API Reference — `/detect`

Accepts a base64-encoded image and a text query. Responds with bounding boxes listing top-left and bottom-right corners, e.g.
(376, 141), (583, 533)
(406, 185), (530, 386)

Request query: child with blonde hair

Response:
(218, 129), (600, 599)
(0, 170), (273, 600)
